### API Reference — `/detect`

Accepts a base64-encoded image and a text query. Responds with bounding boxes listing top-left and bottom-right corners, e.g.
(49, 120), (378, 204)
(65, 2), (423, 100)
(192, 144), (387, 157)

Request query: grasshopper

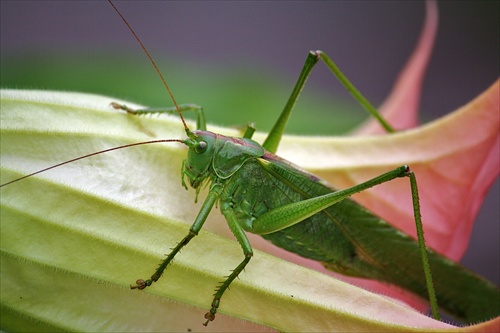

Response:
(1, 0), (498, 328)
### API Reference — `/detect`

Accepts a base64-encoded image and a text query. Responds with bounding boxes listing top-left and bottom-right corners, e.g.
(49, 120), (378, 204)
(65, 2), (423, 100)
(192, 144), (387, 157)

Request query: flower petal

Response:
(1, 89), (464, 331)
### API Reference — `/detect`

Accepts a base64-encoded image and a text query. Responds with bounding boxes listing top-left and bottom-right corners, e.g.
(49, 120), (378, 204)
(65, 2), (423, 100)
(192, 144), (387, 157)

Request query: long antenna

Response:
(1, 2), (191, 188)
(107, 0), (190, 133)
(0, 139), (184, 188)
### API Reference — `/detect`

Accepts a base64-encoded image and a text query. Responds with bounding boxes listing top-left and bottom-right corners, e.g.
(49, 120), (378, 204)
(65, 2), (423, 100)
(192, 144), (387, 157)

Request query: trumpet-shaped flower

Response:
(0, 2), (498, 332)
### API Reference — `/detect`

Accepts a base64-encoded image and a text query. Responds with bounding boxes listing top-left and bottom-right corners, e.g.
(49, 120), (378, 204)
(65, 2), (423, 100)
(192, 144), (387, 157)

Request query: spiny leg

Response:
(204, 253), (252, 326)
(131, 184), (221, 290)
(131, 230), (198, 290)
(253, 163), (440, 320)
(263, 50), (394, 154)
(204, 208), (253, 326)
(110, 102), (206, 130)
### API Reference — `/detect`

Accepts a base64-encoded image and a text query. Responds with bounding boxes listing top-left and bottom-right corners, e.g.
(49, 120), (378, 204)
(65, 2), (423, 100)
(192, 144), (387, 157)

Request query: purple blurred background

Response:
(1, 1), (498, 285)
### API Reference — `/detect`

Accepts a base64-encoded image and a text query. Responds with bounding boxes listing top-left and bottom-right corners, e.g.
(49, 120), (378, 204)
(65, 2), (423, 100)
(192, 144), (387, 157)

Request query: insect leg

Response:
(131, 183), (221, 290)
(315, 51), (394, 133)
(263, 51), (319, 153)
(242, 122), (256, 139)
(263, 51), (394, 154)
(252, 165), (410, 234)
(253, 163), (440, 319)
(407, 169), (439, 320)
(110, 102), (206, 130)
(203, 206), (253, 326)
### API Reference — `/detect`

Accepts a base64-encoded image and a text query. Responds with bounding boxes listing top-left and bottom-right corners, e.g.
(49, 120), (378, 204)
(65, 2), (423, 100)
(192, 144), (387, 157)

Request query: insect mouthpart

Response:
(182, 161), (209, 188)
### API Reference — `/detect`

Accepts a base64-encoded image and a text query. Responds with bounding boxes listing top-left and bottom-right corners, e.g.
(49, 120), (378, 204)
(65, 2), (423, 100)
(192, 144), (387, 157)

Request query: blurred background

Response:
(1, 1), (498, 284)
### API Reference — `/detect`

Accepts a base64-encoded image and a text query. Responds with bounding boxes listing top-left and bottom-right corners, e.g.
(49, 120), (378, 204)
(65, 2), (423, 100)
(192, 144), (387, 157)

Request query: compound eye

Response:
(195, 141), (207, 153)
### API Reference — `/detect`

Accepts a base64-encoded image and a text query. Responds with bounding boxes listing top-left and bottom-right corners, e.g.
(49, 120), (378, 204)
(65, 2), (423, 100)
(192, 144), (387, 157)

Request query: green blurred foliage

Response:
(1, 52), (364, 135)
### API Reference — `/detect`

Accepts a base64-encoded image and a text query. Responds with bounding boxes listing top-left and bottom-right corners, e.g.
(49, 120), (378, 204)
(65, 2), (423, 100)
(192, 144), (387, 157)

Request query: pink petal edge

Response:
(354, 0), (438, 134)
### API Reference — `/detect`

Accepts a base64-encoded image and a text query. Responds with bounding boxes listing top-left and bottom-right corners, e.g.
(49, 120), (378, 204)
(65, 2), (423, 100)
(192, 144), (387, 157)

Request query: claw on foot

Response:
(203, 312), (215, 326)
(110, 102), (137, 114)
(203, 298), (219, 326)
(130, 278), (151, 290)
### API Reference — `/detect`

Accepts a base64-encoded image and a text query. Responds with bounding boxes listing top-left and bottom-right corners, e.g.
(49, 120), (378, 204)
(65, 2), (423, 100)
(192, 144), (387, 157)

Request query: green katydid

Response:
(1, 0), (498, 328)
